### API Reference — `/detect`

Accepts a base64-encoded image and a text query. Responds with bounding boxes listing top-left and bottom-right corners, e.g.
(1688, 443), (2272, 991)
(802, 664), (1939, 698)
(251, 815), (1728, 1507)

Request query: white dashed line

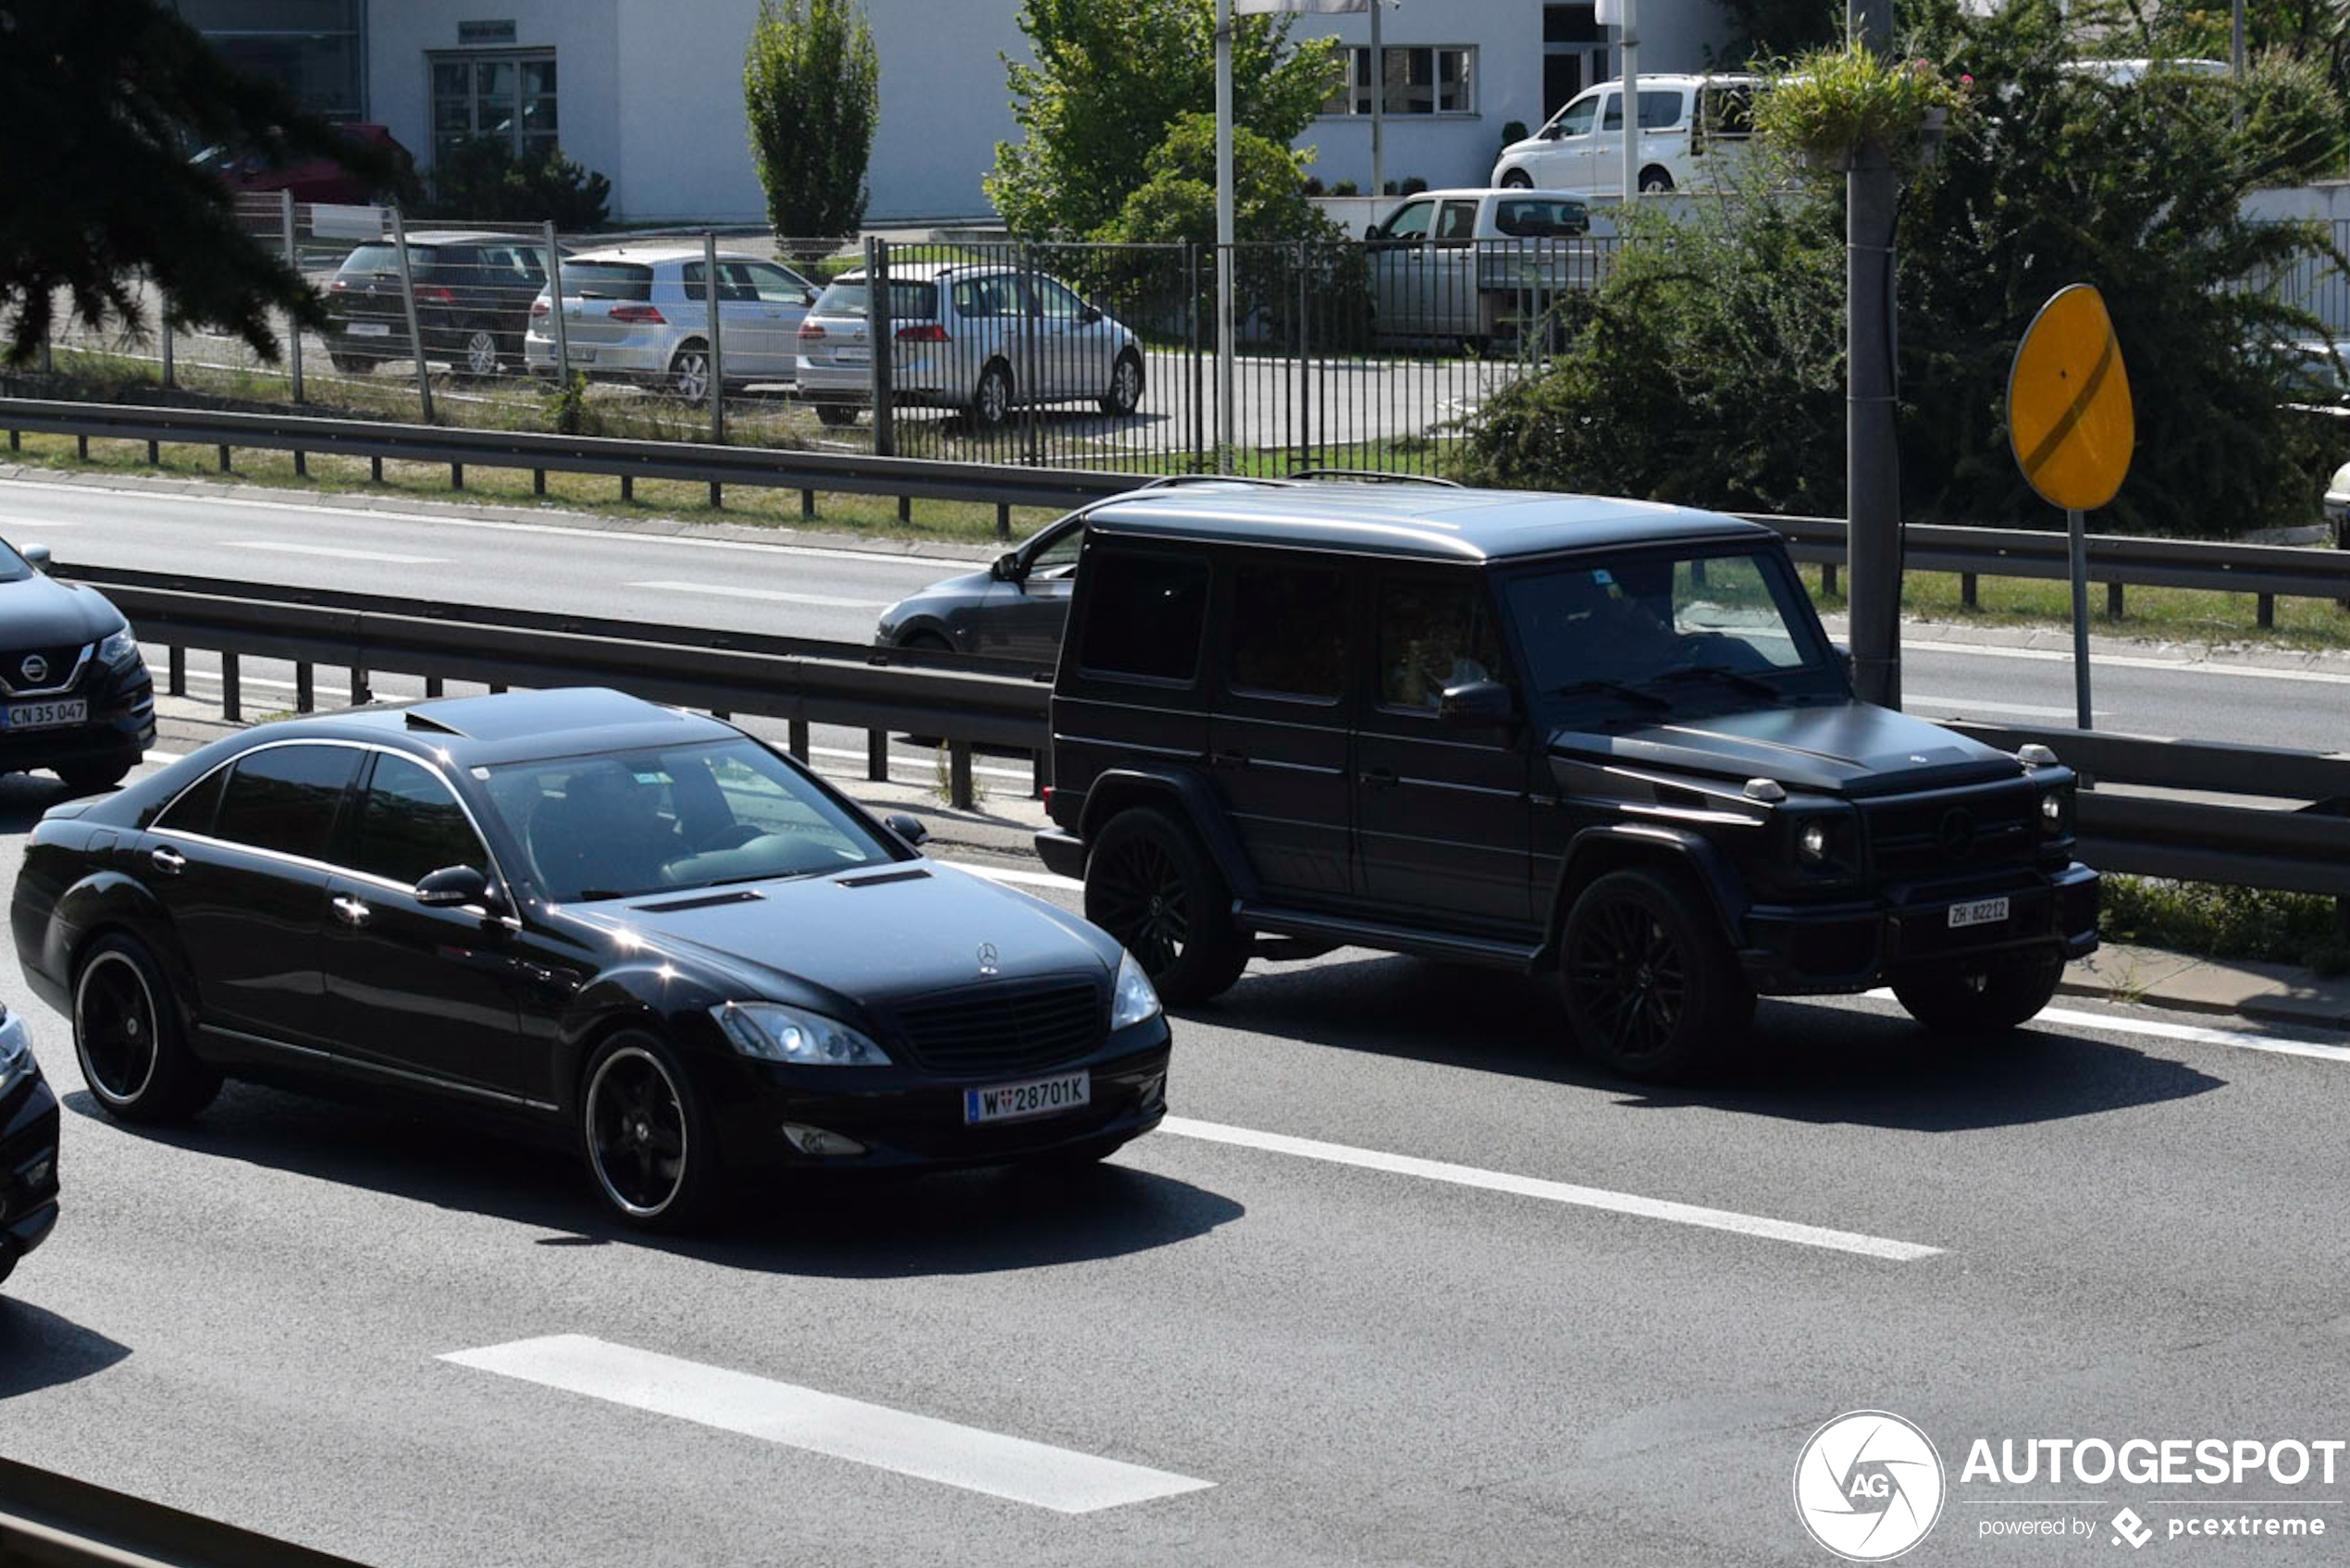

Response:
(441, 1335), (1214, 1513)
(628, 579), (891, 610)
(221, 541), (451, 564)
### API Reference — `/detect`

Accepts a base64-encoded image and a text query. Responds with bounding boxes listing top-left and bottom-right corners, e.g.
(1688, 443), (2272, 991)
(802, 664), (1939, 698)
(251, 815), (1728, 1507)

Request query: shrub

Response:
(422, 135), (611, 228)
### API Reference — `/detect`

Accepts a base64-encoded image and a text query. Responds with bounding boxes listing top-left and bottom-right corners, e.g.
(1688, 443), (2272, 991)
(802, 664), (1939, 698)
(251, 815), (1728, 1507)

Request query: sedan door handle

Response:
(1360, 766), (1400, 790)
(1210, 749), (1248, 772)
(331, 895), (372, 928)
(149, 846), (186, 875)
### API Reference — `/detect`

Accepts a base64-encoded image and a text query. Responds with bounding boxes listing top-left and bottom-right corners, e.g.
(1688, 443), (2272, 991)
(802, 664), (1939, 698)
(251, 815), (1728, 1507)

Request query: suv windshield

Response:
(1506, 549), (1832, 705)
(480, 737), (897, 901)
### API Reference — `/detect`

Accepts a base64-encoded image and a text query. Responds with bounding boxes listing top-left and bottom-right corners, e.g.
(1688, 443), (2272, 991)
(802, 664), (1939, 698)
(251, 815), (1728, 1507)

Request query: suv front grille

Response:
(1863, 781), (2038, 877)
(0, 644), (88, 696)
(888, 977), (1107, 1076)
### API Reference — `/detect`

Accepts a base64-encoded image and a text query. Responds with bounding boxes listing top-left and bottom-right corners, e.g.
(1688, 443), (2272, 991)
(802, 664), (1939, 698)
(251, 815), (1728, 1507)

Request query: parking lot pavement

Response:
(6, 750), (2350, 1566)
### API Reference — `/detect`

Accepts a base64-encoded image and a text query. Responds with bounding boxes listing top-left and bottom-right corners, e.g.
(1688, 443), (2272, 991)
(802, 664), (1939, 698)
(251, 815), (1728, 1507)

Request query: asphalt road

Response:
(1, 473), (2345, 753)
(5, 726), (2350, 1566)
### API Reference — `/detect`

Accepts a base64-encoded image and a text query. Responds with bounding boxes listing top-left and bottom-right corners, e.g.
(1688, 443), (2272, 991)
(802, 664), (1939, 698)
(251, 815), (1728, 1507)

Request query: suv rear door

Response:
(1353, 567), (1533, 926)
(1207, 551), (1354, 902)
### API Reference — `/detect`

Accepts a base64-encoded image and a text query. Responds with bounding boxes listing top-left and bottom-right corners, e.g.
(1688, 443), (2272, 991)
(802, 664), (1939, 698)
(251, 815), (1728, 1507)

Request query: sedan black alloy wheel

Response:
(75, 949), (159, 1106)
(586, 1043), (691, 1220)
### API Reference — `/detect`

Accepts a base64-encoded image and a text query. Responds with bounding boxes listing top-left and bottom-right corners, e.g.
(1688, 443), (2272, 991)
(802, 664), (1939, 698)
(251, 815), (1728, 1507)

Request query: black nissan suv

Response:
(1033, 481), (2099, 1079)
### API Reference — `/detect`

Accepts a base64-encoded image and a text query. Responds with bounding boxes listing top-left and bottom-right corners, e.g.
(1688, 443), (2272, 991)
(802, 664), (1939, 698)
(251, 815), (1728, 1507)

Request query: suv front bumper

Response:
(1740, 861), (2098, 994)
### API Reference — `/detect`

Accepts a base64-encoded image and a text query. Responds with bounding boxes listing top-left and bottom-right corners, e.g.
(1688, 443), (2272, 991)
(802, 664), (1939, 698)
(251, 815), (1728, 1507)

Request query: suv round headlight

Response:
(1798, 821), (1830, 863)
(2040, 790), (2066, 832)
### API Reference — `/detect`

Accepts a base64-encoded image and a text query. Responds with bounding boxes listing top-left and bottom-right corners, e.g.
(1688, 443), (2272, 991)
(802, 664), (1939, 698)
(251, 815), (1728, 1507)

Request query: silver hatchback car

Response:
(525, 243), (819, 398)
(797, 261), (1144, 428)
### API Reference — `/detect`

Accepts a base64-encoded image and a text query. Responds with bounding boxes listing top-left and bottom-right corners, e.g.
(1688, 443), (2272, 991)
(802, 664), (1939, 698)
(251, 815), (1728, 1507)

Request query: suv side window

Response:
(353, 753), (491, 888)
(1231, 563), (1346, 700)
(1379, 200), (1435, 242)
(1078, 549), (1209, 684)
(1377, 576), (1507, 711)
(213, 744), (361, 861)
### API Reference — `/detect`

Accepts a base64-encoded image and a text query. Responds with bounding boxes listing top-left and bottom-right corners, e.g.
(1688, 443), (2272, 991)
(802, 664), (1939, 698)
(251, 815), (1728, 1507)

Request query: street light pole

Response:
(1617, 0), (1639, 205)
(1215, 0), (1236, 471)
(1846, 0), (1901, 709)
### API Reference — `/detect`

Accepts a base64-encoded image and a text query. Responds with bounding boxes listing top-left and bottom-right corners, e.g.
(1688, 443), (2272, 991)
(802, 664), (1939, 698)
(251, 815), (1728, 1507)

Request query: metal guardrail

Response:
(6, 396), (2347, 611)
(48, 565), (2350, 899)
(0, 1457), (373, 1568)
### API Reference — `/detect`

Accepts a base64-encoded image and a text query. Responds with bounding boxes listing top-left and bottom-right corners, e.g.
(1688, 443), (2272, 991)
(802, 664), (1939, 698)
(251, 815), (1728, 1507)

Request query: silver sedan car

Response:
(798, 261), (1144, 428)
(525, 243), (819, 399)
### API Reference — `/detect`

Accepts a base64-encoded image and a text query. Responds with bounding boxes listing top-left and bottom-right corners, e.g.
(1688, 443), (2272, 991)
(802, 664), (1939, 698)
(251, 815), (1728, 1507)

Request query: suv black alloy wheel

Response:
(1083, 808), (1246, 1005)
(1561, 870), (1752, 1080)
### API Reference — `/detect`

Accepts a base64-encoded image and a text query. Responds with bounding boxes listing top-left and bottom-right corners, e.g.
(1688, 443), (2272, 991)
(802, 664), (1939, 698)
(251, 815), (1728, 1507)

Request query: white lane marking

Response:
(1907, 638), (2350, 688)
(221, 540), (451, 565)
(0, 477), (976, 570)
(2034, 1005), (2350, 1065)
(806, 742), (1034, 784)
(1905, 694), (2096, 720)
(1157, 1117), (1940, 1262)
(946, 860), (1085, 894)
(630, 579), (890, 610)
(440, 1335), (1212, 1513)
(142, 749), (182, 763)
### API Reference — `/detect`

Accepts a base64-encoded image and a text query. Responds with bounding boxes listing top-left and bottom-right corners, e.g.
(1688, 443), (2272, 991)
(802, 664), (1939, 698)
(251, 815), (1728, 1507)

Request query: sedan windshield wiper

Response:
(1552, 679), (1671, 710)
(1649, 664), (1780, 700)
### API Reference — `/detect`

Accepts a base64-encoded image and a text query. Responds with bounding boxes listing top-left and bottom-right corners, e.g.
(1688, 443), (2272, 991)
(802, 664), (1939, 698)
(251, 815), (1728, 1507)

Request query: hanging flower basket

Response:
(1755, 43), (1965, 174)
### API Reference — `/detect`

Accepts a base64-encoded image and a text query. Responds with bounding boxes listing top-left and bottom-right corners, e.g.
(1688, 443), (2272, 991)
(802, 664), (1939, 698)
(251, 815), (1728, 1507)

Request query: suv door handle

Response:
(150, 846), (186, 875)
(331, 895), (372, 928)
(1361, 766), (1400, 790)
(1210, 749), (1248, 771)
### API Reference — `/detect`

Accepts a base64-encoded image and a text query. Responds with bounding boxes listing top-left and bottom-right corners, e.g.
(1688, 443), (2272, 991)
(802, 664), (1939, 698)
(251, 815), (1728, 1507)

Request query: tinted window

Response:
(354, 754), (489, 889)
(1380, 200), (1434, 241)
(1378, 577), (1507, 710)
(1231, 564), (1346, 699)
(155, 764), (227, 835)
(213, 745), (360, 861)
(952, 276), (1026, 317)
(562, 262), (653, 302)
(1494, 199), (1587, 238)
(1505, 549), (1824, 694)
(1638, 90), (1685, 128)
(1079, 550), (1209, 684)
(1024, 517), (1084, 576)
(810, 278), (941, 321)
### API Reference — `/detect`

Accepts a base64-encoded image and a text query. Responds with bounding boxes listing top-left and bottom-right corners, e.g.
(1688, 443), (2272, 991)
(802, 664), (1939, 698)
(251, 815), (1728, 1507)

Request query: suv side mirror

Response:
(415, 864), (493, 907)
(1439, 680), (1515, 729)
(884, 812), (929, 846)
(989, 550), (1021, 582)
(20, 544), (50, 573)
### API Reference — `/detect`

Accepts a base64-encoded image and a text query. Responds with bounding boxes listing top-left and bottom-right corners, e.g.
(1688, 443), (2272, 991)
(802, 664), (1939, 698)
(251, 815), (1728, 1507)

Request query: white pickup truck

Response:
(1362, 188), (1598, 348)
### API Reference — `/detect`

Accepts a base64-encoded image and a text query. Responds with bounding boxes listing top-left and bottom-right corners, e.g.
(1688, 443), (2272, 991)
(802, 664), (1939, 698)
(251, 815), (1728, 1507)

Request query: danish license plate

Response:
(964, 1069), (1090, 1125)
(1948, 895), (2010, 930)
(5, 700), (85, 731)
(347, 322), (391, 337)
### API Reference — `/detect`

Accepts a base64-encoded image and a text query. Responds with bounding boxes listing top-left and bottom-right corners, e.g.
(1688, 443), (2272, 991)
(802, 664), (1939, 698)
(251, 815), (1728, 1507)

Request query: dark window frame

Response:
(1072, 542), (1214, 688)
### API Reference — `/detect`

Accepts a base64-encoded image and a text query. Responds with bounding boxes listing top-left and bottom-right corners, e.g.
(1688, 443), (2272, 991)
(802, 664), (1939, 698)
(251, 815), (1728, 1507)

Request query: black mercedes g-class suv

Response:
(1033, 481), (2099, 1078)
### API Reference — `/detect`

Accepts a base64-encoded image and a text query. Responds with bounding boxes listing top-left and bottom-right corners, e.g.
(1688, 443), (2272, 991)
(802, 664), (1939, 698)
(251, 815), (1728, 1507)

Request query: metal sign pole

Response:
(280, 191), (303, 403)
(703, 232), (724, 444)
(2068, 508), (2093, 730)
(1618, 0), (1639, 204)
(1215, 0), (1236, 471)
(545, 219), (571, 389)
(389, 205), (432, 423)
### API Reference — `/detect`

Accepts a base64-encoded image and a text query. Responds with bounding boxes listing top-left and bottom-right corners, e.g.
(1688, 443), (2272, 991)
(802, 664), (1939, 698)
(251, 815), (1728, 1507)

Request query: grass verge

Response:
(2099, 874), (2350, 976)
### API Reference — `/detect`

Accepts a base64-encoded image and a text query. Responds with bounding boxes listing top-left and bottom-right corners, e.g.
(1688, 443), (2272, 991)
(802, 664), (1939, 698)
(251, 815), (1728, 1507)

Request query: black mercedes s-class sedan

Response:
(11, 688), (1171, 1228)
(0, 1004), (59, 1287)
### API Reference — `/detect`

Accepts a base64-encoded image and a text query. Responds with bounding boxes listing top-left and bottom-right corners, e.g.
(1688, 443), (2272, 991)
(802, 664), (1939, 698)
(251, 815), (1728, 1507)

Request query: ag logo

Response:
(1793, 1411), (1945, 1561)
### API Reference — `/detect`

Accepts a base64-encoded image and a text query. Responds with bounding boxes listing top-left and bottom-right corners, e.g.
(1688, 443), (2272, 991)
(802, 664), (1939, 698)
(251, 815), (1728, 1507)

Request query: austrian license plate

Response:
(964, 1069), (1090, 1125)
(5, 699), (87, 731)
(1948, 895), (2010, 930)
(347, 322), (391, 337)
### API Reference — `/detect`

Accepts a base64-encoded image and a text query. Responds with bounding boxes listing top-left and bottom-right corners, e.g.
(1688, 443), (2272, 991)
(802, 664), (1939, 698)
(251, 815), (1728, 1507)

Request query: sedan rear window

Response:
(811, 278), (941, 321)
(561, 262), (654, 302)
(338, 243), (402, 275)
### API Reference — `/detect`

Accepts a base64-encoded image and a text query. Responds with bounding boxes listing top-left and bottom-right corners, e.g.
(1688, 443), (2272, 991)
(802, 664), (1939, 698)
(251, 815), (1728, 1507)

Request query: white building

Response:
(183, 1), (1732, 225)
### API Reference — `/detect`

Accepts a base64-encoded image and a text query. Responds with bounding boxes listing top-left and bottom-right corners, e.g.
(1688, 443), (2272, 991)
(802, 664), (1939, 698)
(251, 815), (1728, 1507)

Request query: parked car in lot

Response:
(1492, 73), (1760, 197)
(325, 230), (566, 379)
(797, 261), (1145, 429)
(1032, 480), (2098, 1079)
(15, 688), (1171, 1229)
(1361, 187), (1596, 346)
(0, 538), (155, 793)
(0, 1005), (59, 1290)
(189, 122), (414, 206)
(524, 244), (819, 399)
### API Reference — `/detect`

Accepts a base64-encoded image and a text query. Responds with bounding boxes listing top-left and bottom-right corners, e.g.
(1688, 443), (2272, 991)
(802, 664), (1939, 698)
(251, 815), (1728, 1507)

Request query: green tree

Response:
(1463, 1), (2350, 536)
(744, 0), (881, 258)
(1712, 0), (1843, 63)
(986, 0), (1342, 240)
(0, 0), (400, 364)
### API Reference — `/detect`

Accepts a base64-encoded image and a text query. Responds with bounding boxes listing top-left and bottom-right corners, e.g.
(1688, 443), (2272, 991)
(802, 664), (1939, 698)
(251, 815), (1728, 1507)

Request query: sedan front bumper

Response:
(0, 1040), (61, 1287)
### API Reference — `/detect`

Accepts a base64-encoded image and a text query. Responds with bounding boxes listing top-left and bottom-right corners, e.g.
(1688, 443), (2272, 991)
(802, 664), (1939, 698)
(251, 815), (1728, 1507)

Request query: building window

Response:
(1322, 45), (1477, 116)
(429, 51), (559, 163)
(176, 0), (366, 121)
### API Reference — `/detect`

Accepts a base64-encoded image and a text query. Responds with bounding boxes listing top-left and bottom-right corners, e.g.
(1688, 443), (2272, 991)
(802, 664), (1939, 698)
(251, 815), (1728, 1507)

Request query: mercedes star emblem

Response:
(976, 942), (1000, 976)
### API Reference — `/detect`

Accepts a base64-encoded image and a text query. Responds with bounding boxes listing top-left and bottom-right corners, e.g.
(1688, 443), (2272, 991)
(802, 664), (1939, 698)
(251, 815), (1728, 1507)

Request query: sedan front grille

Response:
(888, 977), (1107, 1076)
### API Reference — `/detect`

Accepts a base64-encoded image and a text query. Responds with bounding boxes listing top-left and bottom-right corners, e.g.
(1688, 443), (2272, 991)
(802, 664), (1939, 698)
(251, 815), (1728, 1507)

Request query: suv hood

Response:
(0, 574), (128, 650)
(1549, 700), (2022, 797)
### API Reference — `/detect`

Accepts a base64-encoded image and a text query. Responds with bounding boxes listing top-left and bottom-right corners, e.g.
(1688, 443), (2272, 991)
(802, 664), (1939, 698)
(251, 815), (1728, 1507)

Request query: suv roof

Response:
(1083, 484), (1771, 563)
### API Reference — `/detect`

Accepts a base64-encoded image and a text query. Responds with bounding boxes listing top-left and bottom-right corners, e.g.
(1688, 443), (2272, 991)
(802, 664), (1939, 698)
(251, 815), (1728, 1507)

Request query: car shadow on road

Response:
(1191, 951), (2225, 1133)
(59, 1087), (1242, 1280)
(0, 771), (97, 833)
(0, 1297), (132, 1399)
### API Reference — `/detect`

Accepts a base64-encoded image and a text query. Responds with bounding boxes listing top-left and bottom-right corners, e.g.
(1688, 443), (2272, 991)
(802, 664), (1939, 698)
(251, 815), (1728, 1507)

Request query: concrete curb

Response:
(2059, 944), (2350, 1031)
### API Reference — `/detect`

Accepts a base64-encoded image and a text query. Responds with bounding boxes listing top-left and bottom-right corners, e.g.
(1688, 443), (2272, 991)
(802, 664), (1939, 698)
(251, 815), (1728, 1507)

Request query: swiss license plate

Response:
(6, 699), (87, 731)
(347, 322), (391, 337)
(1948, 895), (2010, 930)
(964, 1069), (1090, 1126)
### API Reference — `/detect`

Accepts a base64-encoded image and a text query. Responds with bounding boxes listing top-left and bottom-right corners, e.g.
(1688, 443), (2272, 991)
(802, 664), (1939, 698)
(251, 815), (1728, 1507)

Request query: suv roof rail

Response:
(1286, 468), (1464, 488)
(1134, 474), (1299, 490)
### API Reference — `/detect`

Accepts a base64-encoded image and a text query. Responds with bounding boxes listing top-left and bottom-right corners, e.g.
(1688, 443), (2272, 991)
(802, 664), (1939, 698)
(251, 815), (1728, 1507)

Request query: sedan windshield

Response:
(480, 737), (898, 901)
(1506, 549), (1833, 703)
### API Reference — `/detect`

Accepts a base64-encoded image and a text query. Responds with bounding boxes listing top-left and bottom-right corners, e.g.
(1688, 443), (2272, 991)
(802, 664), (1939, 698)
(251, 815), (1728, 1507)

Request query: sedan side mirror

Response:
(1440, 679), (1515, 729)
(989, 550), (1021, 583)
(415, 863), (493, 907)
(801, 288), (818, 306)
(1078, 304), (1104, 325)
(884, 812), (929, 846)
(21, 544), (50, 572)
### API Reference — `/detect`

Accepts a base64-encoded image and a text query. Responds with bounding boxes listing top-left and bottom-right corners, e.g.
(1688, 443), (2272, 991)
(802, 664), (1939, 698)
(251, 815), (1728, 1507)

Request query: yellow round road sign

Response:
(2008, 284), (2134, 512)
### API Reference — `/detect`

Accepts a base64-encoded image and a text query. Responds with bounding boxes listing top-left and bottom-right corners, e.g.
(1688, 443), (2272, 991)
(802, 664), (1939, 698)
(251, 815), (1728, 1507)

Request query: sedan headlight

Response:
(96, 625), (140, 666)
(0, 1011), (33, 1097)
(711, 1002), (890, 1066)
(1110, 949), (1162, 1030)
